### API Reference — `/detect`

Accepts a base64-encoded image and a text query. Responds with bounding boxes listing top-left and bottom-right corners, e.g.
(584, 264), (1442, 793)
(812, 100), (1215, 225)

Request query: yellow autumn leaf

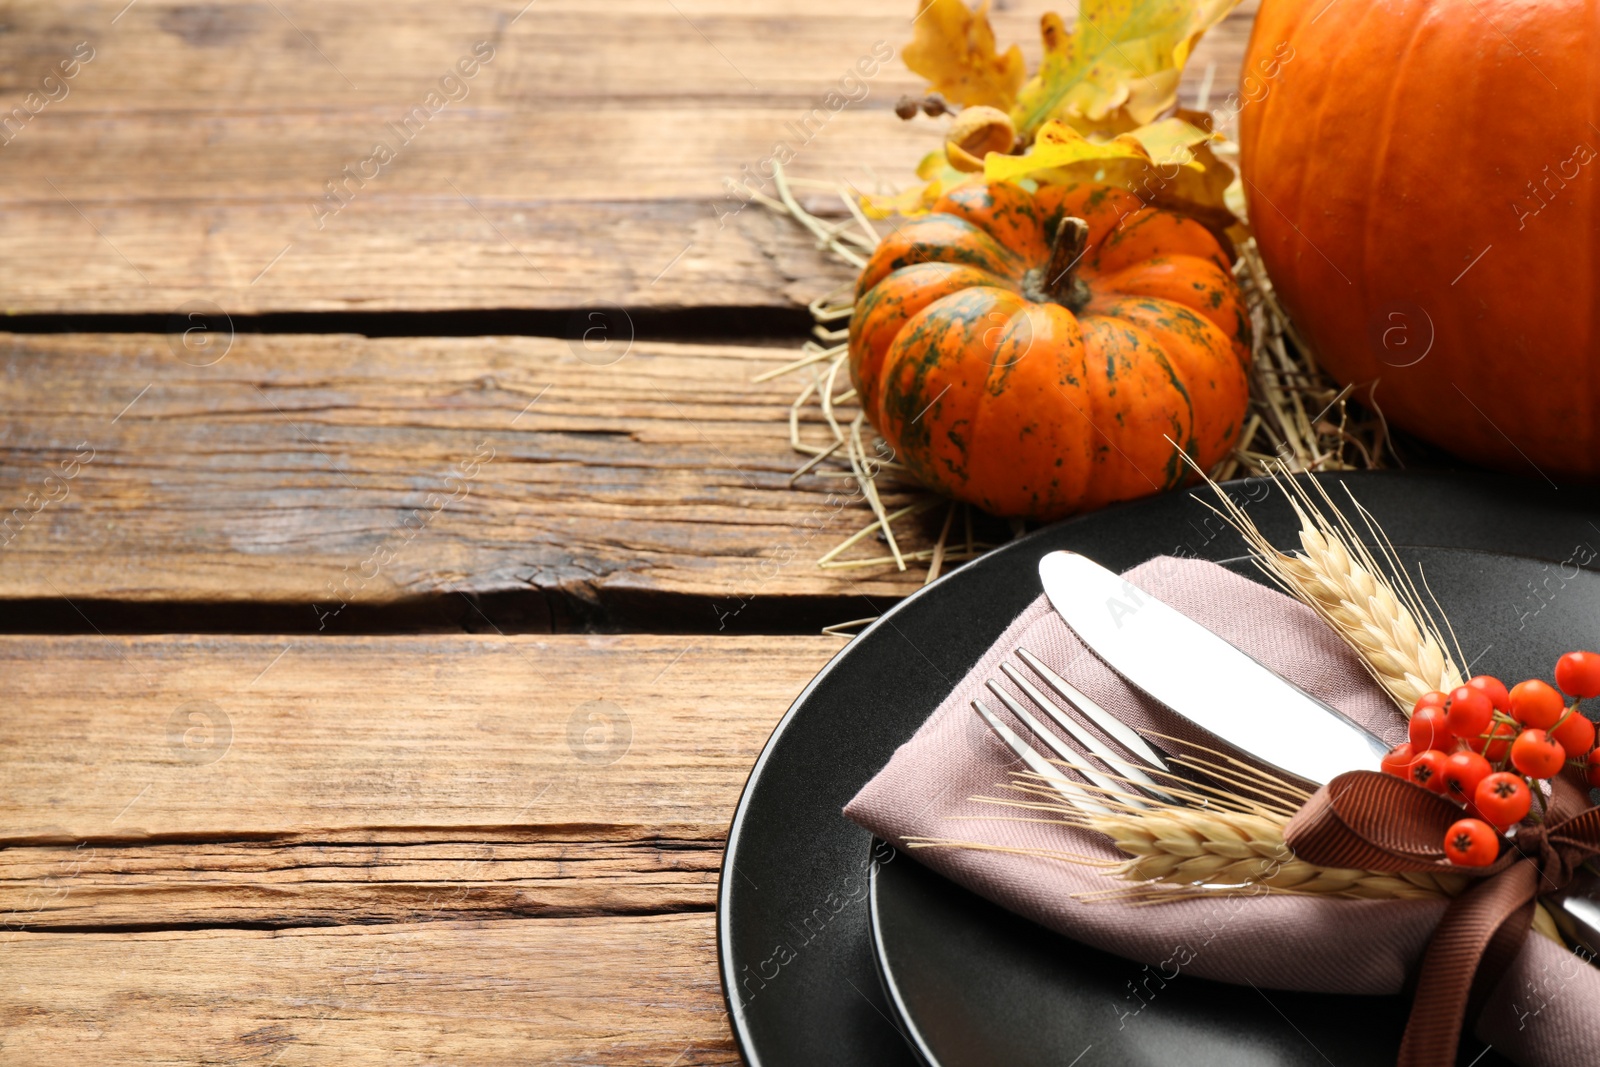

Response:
(983, 121), (1155, 184)
(1131, 110), (1237, 233)
(860, 151), (973, 218)
(983, 116), (1212, 183)
(1134, 140), (1237, 237)
(980, 114), (1236, 238)
(902, 0), (1026, 110)
(1010, 0), (1242, 140)
(1130, 114), (1216, 166)
(860, 182), (943, 219)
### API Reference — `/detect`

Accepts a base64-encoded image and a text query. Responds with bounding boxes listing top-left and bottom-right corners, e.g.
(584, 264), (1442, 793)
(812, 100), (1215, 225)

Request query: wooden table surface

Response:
(0, 3), (1254, 1062)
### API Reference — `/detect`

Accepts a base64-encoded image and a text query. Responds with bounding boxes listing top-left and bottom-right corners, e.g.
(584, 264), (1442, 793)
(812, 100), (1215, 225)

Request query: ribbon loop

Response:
(1283, 770), (1600, 1067)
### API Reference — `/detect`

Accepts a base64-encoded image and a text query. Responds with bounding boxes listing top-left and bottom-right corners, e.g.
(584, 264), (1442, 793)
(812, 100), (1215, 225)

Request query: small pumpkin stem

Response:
(1045, 217), (1092, 312)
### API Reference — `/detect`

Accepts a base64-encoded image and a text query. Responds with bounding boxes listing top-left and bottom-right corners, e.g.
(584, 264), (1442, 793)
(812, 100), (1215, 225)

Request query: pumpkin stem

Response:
(1044, 217), (1092, 312)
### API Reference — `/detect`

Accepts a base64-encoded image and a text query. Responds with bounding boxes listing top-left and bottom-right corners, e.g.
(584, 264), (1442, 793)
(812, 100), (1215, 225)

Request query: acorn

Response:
(944, 106), (1016, 172)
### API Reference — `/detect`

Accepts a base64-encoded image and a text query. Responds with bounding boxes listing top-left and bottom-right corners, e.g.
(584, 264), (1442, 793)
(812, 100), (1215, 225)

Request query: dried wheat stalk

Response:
(910, 739), (1466, 903)
(1091, 801), (1559, 942)
(1087, 806), (1463, 901)
(911, 785), (1462, 903)
(1199, 465), (1465, 711)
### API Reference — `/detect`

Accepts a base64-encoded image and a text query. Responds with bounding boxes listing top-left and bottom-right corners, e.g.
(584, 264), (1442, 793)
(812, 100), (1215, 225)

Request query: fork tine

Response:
(970, 698), (1110, 815)
(999, 662), (1177, 805)
(982, 680), (1143, 808)
(1016, 646), (1171, 772)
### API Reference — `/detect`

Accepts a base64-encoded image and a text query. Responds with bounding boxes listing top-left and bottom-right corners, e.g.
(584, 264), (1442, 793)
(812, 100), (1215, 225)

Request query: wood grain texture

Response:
(2, 915), (737, 1066)
(0, 633), (837, 845)
(0, 0), (1256, 313)
(0, 625), (833, 1062)
(0, 331), (962, 626)
(0, 5), (1265, 1062)
(1, 837), (721, 929)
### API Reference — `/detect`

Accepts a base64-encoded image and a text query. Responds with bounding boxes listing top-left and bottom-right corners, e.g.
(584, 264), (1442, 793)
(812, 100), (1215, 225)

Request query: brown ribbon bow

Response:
(1284, 771), (1600, 1067)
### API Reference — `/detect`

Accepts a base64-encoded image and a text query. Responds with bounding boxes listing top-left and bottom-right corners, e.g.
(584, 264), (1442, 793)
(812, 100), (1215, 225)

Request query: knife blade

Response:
(1037, 550), (1390, 787)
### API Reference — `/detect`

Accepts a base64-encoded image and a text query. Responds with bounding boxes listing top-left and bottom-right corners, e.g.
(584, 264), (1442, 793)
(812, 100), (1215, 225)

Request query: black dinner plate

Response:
(718, 471), (1600, 1066)
(870, 837), (1508, 1067)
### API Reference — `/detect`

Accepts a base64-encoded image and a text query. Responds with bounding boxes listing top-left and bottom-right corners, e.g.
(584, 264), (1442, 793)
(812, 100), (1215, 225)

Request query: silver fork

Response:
(970, 645), (1177, 812)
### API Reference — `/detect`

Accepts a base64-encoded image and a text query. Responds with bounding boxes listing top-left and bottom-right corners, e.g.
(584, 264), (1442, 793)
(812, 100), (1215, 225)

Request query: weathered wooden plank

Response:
(0, 0), (1256, 313)
(0, 837), (722, 929)
(0, 635), (797, 1060)
(1, 915), (737, 1066)
(0, 633), (837, 845)
(0, 332), (975, 625)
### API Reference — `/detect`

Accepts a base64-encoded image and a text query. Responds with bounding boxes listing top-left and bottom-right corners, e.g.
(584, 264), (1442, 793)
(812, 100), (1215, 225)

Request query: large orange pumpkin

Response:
(1239, 0), (1597, 479)
(849, 182), (1251, 520)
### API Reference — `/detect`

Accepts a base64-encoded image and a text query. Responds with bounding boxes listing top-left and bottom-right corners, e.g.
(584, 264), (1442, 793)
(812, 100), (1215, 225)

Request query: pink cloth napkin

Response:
(845, 556), (1600, 1066)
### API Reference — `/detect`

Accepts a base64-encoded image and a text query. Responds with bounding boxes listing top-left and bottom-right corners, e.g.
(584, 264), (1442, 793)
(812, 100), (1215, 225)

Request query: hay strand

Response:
(751, 169), (1390, 598)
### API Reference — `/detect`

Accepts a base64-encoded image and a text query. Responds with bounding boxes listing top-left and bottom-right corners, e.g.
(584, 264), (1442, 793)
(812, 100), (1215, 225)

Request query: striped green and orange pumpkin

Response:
(849, 181), (1251, 520)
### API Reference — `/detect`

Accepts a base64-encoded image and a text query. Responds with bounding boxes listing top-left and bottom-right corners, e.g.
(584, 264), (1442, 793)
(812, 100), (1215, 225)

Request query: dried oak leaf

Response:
(984, 112), (1238, 243)
(983, 119), (1162, 184)
(1010, 0), (1241, 140)
(902, 0), (1026, 110)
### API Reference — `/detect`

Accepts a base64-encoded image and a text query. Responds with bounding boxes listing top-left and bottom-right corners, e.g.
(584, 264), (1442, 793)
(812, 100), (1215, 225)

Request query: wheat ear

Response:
(1085, 807), (1464, 900)
(913, 743), (1466, 902)
(1199, 463), (1464, 711)
(912, 795), (1461, 902)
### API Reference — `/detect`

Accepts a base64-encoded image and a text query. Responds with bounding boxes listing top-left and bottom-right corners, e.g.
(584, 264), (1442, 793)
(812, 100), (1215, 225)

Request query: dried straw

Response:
(750, 164), (1392, 590)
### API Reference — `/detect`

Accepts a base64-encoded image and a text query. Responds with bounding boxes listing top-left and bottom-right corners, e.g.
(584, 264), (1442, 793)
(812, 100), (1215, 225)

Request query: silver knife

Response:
(1038, 548), (1600, 955)
(1038, 550), (1390, 787)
